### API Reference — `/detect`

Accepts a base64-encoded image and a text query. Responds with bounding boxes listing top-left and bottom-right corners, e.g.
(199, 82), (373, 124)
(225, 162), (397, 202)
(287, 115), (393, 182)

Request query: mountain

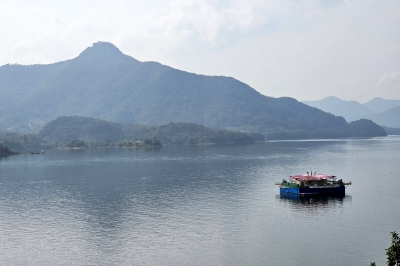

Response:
(303, 96), (400, 130)
(302, 96), (376, 121)
(357, 106), (400, 128)
(363, 97), (400, 113)
(0, 42), (385, 138)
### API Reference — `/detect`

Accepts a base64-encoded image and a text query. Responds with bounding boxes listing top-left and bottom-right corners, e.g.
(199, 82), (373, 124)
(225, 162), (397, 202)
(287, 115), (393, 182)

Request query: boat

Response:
(275, 173), (351, 197)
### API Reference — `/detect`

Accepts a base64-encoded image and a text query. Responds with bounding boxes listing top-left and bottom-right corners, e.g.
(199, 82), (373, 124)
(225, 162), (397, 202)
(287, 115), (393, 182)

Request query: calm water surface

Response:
(1, 136), (400, 265)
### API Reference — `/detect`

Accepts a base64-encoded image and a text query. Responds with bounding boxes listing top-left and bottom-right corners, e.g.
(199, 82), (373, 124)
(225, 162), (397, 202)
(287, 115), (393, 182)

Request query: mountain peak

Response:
(363, 97), (400, 113)
(77, 41), (133, 63)
(322, 96), (342, 101)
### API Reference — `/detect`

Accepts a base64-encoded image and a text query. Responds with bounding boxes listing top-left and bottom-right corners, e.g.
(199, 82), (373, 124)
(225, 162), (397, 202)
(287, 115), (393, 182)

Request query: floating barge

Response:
(275, 173), (351, 197)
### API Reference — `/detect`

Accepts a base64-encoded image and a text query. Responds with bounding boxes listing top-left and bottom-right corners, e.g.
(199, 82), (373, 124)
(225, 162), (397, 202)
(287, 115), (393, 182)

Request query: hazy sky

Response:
(1, 0), (399, 102)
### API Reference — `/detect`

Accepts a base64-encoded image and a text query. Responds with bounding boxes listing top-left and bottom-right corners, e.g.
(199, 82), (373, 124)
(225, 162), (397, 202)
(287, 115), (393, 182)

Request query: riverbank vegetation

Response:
(1, 115), (395, 153)
(0, 116), (260, 153)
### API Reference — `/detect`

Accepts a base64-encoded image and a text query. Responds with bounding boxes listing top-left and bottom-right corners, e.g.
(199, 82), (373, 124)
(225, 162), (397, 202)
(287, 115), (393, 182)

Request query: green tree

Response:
(386, 231), (400, 266)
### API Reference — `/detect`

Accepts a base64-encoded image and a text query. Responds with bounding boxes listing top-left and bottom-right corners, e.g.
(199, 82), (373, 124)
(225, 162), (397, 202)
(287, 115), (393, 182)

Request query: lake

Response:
(1, 136), (399, 265)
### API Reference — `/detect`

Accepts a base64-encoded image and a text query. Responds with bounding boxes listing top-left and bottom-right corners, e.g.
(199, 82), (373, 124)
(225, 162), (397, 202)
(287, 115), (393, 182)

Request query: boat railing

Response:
(277, 182), (351, 188)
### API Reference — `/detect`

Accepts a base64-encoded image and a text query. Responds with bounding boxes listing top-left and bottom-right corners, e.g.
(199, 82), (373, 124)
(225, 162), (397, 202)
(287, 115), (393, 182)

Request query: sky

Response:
(1, 0), (399, 103)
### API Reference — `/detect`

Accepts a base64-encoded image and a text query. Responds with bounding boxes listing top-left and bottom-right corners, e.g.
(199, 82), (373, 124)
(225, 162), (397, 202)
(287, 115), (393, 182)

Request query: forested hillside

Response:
(39, 116), (123, 143)
(39, 116), (261, 145)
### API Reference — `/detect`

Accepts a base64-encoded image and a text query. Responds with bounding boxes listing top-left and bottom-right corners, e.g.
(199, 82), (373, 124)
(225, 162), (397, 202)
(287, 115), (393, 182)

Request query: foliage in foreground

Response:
(386, 231), (400, 266)
(370, 231), (400, 266)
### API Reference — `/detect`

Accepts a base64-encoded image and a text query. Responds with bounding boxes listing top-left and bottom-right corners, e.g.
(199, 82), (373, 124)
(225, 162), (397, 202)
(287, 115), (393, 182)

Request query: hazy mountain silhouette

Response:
(363, 97), (400, 113)
(302, 96), (376, 121)
(303, 96), (400, 129)
(0, 42), (385, 138)
(354, 106), (400, 128)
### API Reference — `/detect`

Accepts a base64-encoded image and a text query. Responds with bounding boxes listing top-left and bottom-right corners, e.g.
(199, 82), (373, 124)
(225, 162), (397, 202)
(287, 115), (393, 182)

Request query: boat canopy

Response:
(289, 174), (336, 181)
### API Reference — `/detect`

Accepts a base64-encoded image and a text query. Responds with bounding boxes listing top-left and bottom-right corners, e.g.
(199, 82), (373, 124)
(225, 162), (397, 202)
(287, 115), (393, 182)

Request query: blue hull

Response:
(280, 186), (345, 197)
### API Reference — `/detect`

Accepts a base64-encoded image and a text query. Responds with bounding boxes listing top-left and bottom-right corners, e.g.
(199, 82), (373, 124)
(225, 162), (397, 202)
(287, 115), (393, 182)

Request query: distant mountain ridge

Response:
(0, 42), (386, 139)
(302, 96), (376, 121)
(363, 97), (400, 113)
(303, 96), (400, 128)
(358, 106), (400, 128)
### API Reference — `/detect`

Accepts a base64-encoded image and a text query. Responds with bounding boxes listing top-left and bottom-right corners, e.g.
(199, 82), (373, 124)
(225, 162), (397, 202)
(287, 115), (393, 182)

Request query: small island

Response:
(117, 139), (162, 149)
(58, 138), (163, 149)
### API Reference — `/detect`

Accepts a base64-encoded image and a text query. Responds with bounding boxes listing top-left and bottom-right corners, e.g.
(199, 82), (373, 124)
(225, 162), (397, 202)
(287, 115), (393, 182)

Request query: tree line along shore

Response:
(0, 115), (396, 155)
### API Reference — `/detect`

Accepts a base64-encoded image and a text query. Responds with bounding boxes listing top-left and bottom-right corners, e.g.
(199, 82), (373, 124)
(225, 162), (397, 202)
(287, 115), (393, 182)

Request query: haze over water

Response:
(1, 136), (399, 265)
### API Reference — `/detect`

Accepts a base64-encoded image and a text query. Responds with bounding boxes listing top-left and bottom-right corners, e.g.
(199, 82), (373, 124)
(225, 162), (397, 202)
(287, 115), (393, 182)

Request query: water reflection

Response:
(275, 193), (352, 210)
